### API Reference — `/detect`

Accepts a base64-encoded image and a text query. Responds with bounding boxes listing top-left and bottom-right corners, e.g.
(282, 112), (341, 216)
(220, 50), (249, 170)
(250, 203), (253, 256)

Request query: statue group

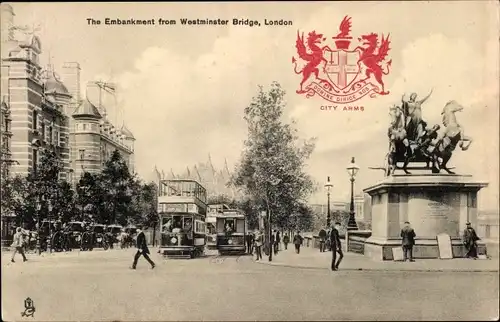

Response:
(385, 90), (472, 176)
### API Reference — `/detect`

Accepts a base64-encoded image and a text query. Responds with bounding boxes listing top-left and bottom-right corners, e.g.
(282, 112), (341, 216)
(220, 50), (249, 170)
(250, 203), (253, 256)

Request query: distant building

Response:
(69, 97), (135, 181)
(309, 193), (367, 227)
(165, 154), (239, 199)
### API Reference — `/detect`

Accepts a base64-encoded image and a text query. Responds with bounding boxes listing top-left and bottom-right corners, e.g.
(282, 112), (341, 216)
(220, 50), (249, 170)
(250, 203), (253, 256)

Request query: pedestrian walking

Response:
(318, 228), (327, 252)
(254, 230), (263, 261)
(130, 227), (155, 270)
(462, 222), (480, 259)
(330, 222), (343, 271)
(11, 227), (27, 263)
(273, 230), (280, 255)
(293, 231), (303, 254)
(283, 233), (290, 250)
(246, 232), (254, 255)
(400, 221), (416, 262)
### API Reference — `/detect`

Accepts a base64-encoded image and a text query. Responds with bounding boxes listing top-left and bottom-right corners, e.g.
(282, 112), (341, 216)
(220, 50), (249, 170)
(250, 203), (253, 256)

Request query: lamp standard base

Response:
(347, 212), (358, 231)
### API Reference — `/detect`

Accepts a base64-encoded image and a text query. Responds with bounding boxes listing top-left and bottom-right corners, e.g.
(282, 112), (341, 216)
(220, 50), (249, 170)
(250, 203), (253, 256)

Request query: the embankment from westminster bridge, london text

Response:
(86, 18), (293, 27)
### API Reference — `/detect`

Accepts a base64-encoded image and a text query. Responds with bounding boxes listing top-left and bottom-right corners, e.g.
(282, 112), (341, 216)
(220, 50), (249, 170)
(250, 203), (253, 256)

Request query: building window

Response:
(79, 149), (85, 160)
(83, 124), (87, 131)
(32, 149), (38, 174)
(2, 114), (9, 132)
(41, 121), (46, 140)
(48, 125), (53, 144)
(32, 110), (38, 130)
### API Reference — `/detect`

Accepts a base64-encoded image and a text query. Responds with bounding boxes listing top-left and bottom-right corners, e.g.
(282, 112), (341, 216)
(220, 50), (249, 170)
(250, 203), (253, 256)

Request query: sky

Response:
(6, 1), (499, 210)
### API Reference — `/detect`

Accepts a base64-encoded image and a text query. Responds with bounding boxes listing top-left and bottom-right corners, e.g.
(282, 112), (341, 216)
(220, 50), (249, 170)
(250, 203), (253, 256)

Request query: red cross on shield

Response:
(323, 49), (361, 90)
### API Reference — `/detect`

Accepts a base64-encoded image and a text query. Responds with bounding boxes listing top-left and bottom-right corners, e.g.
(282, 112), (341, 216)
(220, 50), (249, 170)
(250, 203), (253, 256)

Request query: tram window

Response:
(183, 218), (193, 232)
(172, 216), (182, 230)
(224, 219), (235, 233)
(162, 218), (172, 233)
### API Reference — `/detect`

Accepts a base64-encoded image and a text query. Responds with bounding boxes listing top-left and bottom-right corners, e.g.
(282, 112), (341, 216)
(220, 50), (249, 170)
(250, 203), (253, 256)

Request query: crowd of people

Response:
(244, 229), (306, 261)
(9, 221), (482, 265)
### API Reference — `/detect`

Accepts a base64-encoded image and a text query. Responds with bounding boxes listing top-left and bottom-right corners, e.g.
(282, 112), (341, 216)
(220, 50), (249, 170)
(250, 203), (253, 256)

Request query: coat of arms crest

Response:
(292, 16), (392, 104)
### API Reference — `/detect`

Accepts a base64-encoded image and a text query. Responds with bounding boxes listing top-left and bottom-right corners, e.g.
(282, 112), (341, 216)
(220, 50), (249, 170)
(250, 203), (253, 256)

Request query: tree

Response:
(1, 175), (35, 228)
(207, 194), (234, 206)
(231, 82), (316, 254)
(76, 171), (106, 222)
(130, 180), (158, 227)
(331, 210), (350, 234)
(52, 180), (77, 223)
(288, 203), (314, 232)
(26, 149), (66, 224)
(100, 150), (135, 225)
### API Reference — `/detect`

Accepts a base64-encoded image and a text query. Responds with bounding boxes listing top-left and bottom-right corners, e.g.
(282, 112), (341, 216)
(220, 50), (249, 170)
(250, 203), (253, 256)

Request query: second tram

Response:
(215, 207), (247, 255)
(158, 179), (207, 259)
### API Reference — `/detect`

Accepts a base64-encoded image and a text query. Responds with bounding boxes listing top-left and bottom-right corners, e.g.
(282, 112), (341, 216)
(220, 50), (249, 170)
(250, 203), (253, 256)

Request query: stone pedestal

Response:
(363, 174), (488, 261)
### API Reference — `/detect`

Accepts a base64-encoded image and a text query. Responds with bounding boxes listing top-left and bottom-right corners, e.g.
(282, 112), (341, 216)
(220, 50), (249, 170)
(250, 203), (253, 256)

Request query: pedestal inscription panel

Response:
(408, 191), (459, 238)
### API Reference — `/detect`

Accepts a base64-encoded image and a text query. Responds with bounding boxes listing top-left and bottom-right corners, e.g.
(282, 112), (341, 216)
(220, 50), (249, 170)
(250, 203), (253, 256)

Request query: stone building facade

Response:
(0, 3), (135, 183)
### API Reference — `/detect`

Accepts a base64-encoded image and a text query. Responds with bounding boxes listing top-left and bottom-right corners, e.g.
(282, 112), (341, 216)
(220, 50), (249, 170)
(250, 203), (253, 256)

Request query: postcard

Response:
(1, 1), (498, 321)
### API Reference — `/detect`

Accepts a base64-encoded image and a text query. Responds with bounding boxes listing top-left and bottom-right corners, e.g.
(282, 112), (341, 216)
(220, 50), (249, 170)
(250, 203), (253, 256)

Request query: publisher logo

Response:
(292, 16), (392, 104)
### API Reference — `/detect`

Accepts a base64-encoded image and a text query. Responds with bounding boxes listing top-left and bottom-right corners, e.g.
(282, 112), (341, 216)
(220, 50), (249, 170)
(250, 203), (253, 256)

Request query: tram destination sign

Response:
(158, 203), (187, 213)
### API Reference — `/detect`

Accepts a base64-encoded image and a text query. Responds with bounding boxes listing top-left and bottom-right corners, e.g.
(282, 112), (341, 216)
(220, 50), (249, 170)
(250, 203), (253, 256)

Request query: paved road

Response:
(2, 249), (499, 321)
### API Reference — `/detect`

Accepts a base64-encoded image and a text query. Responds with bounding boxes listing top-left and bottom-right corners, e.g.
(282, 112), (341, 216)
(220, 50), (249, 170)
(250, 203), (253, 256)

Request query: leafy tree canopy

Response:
(231, 82), (316, 232)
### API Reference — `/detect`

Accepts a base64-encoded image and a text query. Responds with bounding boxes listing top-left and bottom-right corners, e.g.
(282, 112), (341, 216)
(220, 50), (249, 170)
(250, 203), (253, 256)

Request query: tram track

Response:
(208, 254), (247, 264)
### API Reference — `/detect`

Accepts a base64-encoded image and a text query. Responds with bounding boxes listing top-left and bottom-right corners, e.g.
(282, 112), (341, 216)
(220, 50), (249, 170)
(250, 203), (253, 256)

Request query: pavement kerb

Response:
(252, 258), (500, 273)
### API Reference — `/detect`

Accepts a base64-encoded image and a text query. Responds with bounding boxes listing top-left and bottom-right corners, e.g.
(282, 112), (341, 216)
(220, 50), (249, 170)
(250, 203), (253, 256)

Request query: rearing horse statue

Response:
(430, 100), (473, 174)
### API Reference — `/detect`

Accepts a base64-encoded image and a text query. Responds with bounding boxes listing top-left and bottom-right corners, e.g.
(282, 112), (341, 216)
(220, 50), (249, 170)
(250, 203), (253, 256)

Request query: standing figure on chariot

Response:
(401, 90), (433, 154)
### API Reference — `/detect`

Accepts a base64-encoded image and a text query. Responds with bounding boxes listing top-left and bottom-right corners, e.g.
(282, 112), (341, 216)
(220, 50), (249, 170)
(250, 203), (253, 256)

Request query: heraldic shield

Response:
(323, 48), (361, 91)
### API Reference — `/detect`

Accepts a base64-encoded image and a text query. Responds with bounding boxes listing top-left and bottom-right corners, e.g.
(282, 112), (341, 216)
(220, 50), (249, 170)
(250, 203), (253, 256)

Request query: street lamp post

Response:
(47, 201), (53, 253)
(346, 157), (360, 230)
(324, 176), (333, 228)
(266, 178), (281, 262)
(36, 200), (42, 255)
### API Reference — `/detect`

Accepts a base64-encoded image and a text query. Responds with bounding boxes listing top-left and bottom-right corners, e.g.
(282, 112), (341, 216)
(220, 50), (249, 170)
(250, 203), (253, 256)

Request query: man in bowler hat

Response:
(401, 221), (416, 262)
(330, 222), (343, 271)
(130, 227), (155, 270)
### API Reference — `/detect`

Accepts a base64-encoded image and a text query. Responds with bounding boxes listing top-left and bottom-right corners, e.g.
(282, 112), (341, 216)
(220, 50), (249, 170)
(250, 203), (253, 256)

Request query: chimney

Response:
(61, 62), (81, 106)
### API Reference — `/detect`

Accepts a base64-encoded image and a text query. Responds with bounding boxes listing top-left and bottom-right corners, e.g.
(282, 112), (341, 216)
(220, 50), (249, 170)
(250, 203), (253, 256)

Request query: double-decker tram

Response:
(216, 207), (247, 255)
(158, 179), (207, 259)
(206, 204), (226, 250)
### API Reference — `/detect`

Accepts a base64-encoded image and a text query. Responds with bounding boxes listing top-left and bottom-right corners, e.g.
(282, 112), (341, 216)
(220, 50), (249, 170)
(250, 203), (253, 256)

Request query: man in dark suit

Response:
(273, 230), (281, 255)
(246, 232), (254, 255)
(463, 222), (480, 259)
(131, 227), (155, 270)
(330, 222), (343, 271)
(401, 221), (416, 262)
